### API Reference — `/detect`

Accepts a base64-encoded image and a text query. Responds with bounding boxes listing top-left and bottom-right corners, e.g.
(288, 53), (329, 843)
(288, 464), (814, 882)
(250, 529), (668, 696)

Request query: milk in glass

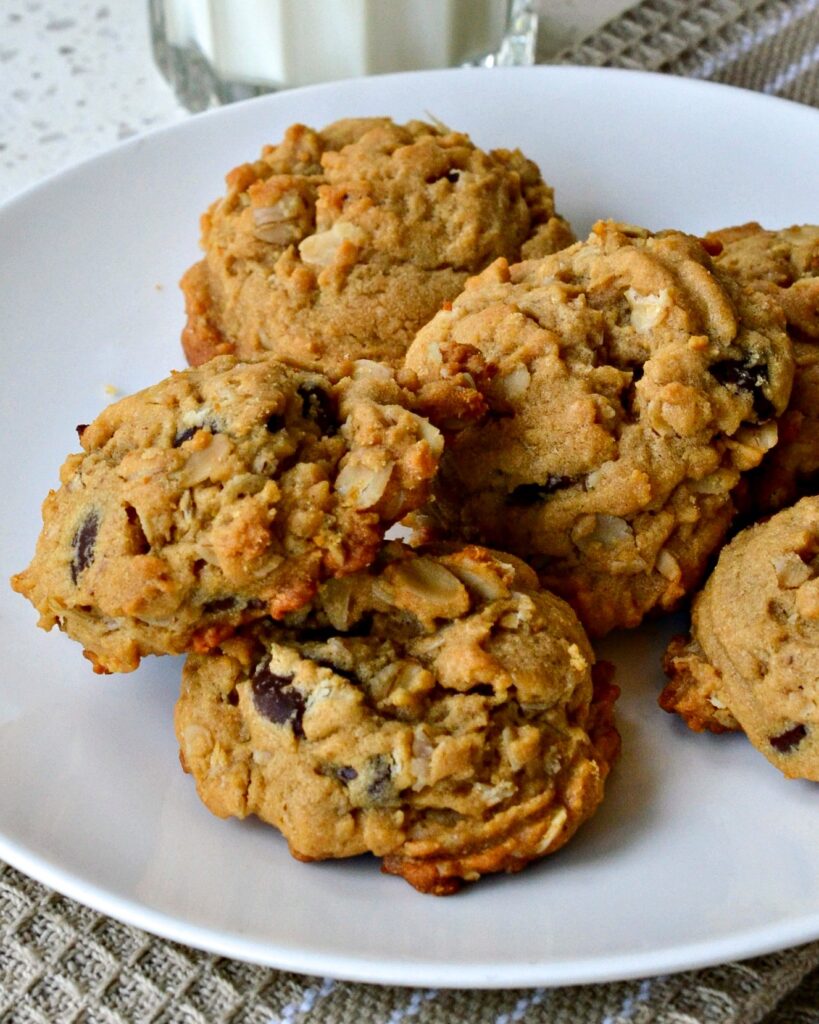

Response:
(158, 0), (508, 90)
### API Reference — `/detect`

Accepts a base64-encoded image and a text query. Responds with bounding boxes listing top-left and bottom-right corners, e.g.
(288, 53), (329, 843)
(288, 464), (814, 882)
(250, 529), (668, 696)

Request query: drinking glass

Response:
(150, 0), (540, 112)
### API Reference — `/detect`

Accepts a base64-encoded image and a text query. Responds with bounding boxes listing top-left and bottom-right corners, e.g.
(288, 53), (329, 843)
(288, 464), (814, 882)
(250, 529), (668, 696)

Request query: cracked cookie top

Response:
(180, 117), (574, 376)
(704, 222), (819, 512)
(12, 356), (443, 673)
(705, 222), (819, 343)
(662, 496), (819, 781)
(175, 542), (620, 894)
(403, 220), (794, 636)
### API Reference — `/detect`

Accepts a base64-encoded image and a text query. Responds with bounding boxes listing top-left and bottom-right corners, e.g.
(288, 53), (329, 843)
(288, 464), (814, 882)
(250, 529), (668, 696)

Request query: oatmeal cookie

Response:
(180, 117), (574, 376)
(12, 357), (443, 673)
(704, 223), (819, 512)
(659, 636), (739, 734)
(403, 220), (794, 636)
(175, 543), (620, 894)
(661, 496), (819, 781)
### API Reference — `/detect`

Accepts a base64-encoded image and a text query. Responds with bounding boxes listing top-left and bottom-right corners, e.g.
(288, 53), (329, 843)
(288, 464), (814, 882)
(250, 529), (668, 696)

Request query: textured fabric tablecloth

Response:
(2, 1), (819, 1021)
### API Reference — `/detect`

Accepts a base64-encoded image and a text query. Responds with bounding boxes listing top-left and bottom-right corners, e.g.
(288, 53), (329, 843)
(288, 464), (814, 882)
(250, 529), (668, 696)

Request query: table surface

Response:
(1, 0), (185, 203)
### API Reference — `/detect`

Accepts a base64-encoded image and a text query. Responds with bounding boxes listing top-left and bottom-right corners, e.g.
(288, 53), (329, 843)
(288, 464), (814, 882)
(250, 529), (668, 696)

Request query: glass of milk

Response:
(150, 0), (538, 111)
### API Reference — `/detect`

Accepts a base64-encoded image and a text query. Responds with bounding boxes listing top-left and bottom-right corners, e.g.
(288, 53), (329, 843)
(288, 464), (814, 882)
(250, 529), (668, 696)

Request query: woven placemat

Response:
(3, 1), (819, 1021)
(2, 857), (819, 1023)
(550, 0), (819, 108)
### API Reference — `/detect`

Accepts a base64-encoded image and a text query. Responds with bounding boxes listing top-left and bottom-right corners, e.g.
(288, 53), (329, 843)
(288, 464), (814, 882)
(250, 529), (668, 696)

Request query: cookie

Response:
(704, 223), (819, 512)
(659, 638), (740, 734)
(661, 496), (819, 781)
(12, 357), (443, 673)
(175, 543), (620, 894)
(180, 117), (575, 377)
(403, 220), (794, 636)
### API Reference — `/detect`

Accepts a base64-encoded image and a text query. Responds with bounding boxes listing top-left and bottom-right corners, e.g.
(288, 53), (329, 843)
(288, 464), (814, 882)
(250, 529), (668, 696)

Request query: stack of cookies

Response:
(11, 117), (818, 895)
(661, 224), (819, 779)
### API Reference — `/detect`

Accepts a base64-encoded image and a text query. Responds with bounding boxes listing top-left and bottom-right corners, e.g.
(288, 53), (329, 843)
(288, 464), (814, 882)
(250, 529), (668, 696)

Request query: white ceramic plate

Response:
(1, 67), (817, 989)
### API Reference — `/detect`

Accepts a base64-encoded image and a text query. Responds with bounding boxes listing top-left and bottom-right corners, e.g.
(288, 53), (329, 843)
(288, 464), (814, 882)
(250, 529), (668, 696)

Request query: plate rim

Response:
(2, 63), (818, 215)
(3, 832), (819, 988)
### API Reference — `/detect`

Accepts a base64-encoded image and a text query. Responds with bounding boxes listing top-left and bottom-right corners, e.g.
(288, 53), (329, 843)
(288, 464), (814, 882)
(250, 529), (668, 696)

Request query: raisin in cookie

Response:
(661, 496), (819, 781)
(12, 357), (443, 673)
(403, 220), (794, 636)
(175, 543), (620, 894)
(704, 223), (819, 513)
(180, 117), (574, 376)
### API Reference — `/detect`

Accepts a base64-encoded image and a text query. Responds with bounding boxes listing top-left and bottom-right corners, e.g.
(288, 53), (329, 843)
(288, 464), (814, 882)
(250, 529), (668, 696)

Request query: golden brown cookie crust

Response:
(662, 496), (819, 780)
(180, 117), (574, 378)
(12, 357), (443, 673)
(175, 543), (620, 893)
(403, 220), (794, 636)
(660, 635), (740, 733)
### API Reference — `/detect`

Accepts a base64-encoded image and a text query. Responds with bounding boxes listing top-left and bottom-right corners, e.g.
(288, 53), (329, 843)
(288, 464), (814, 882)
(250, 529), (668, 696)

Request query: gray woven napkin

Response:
(3, 1), (819, 1022)
(550, 0), (819, 108)
(2, 859), (819, 1023)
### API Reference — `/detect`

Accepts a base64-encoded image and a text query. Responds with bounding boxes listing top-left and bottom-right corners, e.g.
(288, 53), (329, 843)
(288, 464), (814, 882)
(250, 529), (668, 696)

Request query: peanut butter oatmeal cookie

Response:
(705, 223), (819, 513)
(175, 543), (620, 894)
(180, 117), (574, 376)
(12, 357), (443, 673)
(661, 496), (819, 781)
(403, 220), (794, 636)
